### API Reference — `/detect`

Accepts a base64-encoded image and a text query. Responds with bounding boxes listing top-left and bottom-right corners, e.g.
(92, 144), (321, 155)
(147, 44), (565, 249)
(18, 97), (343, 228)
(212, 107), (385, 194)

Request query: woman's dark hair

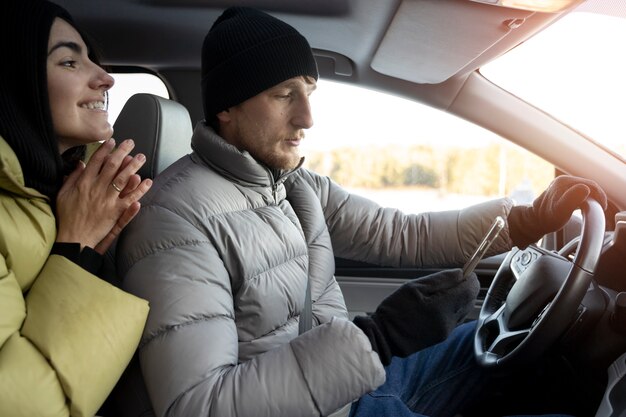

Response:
(0, 0), (102, 201)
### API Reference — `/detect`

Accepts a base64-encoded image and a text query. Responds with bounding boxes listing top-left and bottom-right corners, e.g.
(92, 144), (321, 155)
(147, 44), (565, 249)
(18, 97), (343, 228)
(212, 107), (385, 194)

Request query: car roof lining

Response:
(139, 0), (353, 16)
(56, 0), (551, 76)
(56, 0), (569, 109)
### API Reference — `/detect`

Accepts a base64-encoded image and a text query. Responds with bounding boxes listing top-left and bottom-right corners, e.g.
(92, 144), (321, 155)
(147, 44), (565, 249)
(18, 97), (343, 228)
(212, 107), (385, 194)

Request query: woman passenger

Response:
(0, 1), (152, 415)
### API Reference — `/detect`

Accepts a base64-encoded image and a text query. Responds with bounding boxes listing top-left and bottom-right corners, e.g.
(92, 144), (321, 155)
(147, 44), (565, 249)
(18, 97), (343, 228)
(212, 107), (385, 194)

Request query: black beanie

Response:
(0, 0), (78, 201)
(201, 7), (319, 121)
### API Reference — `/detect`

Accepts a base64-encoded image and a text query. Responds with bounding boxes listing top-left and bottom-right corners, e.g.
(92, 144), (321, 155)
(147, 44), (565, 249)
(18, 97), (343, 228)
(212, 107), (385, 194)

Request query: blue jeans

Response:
(349, 321), (573, 417)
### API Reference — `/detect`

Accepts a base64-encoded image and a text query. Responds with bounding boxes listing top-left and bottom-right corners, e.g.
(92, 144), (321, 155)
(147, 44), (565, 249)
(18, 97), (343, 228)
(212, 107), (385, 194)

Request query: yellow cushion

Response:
(22, 255), (149, 417)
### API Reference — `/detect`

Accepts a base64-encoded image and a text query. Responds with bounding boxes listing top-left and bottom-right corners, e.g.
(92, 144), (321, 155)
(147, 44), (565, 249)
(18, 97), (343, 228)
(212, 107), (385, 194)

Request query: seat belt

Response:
(282, 174), (314, 335)
(298, 278), (312, 334)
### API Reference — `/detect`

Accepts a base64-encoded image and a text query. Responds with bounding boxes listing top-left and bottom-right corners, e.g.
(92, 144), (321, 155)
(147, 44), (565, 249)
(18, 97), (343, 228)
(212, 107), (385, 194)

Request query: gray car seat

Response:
(112, 92), (193, 179)
(100, 92), (193, 287)
(98, 93), (193, 417)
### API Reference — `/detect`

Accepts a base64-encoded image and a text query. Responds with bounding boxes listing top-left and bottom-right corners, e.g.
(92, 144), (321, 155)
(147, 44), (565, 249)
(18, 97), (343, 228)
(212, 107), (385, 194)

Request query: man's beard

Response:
(252, 146), (302, 170)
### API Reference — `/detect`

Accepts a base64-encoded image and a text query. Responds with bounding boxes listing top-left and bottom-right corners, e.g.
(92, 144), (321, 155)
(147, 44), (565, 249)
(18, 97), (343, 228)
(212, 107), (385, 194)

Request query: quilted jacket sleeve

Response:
(0, 253), (149, 417)
(118, 204), (385, 417)
(296, 169), (514, 268)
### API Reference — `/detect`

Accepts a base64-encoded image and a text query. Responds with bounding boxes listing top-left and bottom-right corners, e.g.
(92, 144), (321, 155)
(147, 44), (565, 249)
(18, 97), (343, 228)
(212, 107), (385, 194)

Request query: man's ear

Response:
(216, 109), (231, 123)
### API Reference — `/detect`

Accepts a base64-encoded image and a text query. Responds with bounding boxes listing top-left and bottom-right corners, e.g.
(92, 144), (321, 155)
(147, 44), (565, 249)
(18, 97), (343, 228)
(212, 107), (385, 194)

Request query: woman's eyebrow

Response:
(48, 41), (82, 56)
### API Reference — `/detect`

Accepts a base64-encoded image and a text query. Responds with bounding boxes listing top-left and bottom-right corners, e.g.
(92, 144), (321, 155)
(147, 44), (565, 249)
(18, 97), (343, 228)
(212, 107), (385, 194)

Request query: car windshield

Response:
(480, 3), (626, 161)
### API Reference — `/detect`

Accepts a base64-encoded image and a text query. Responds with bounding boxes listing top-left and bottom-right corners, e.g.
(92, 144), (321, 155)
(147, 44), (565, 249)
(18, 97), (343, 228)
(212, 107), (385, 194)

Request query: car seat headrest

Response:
(112, 93), (192, 179)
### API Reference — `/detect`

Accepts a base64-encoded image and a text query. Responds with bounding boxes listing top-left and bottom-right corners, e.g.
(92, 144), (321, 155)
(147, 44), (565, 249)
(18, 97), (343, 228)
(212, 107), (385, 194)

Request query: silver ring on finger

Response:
(111, 181), (123, 193)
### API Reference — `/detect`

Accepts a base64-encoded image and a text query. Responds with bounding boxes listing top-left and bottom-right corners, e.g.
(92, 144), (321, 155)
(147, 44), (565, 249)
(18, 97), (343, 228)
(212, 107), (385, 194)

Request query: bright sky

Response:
(481, 11), (626, 153)
(304, 80), (500, 152)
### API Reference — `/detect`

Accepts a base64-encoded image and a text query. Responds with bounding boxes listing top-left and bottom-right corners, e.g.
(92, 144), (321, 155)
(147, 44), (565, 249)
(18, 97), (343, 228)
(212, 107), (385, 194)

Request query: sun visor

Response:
(371, 0), (533, 84)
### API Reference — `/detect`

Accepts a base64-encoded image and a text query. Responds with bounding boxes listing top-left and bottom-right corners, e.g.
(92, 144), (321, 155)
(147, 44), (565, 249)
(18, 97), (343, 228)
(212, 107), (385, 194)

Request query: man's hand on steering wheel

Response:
(507, 175), (607, 249)
(475, 177), (607, 369)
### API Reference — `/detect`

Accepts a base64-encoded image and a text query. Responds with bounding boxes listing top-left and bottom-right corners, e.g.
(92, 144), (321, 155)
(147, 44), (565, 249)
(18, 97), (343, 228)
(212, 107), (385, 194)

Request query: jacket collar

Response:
(0, 136), (47, 200)
(190, 122), (303, 187)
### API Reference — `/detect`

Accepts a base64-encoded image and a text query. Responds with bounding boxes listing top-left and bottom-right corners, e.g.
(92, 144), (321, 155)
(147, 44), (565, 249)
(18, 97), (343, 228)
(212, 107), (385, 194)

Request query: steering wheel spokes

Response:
(478, 303), (530, 362)
(474, 199), (606, 369)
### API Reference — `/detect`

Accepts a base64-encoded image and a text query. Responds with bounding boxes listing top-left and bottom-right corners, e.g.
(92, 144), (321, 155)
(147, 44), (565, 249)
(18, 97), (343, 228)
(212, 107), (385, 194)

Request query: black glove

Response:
(507, 175), (607, 249)
(353, 268), (479, 366)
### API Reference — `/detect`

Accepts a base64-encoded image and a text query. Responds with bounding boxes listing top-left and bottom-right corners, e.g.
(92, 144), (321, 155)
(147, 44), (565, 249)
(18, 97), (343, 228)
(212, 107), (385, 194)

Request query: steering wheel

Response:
(474, 198), (606, 369)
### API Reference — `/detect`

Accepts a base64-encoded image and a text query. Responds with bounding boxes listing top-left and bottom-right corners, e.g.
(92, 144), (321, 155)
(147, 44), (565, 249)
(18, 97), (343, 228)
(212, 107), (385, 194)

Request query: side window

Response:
(304, 80), (554, 213)
(107, 72), (170, 124)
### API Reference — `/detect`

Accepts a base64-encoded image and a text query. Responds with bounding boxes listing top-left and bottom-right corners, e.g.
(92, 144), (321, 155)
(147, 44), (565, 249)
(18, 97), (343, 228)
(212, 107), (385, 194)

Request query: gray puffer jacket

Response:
(117, 123), (514, 417)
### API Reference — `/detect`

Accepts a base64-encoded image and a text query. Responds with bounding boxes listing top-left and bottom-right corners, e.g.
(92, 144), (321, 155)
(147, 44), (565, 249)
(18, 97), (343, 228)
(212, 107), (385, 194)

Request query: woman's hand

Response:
(55, 138), (153, 254)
